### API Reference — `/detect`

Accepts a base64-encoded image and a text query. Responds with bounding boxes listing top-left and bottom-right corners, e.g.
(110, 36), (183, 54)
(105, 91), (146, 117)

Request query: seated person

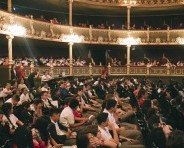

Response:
(60, 98), (88, 130)
(48, 108), (75, 146)
(2, 103), (24, 131)
(5, 94), (20, 107)
(19, 88), (30, 104)
(97, 113), (119, 148)
(41, 70), (53, 82)
(103, 99), (143, 143)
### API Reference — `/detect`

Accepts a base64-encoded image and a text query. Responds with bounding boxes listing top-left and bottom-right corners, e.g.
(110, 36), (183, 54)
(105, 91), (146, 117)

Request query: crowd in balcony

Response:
(0, 56), (184, 68)
(0, 71), (184, 148)
(0, 57), (88, 67)
(32, 14), (184, 30)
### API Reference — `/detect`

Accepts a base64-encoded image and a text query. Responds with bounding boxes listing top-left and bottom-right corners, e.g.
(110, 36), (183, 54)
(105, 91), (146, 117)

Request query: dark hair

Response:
(49, 108), (60, 117)
(167, 130), (184, 148)
(76, 87), (83, 93)
(69, 99), (79, 109)
(96, 113), (108, 125)
(41, 91), (48, 96)
(14, 125), (33, 148)
(22, 101), (30, 109)
(33, 99), (43, 105)
(76, 134), (90, 148)
(12, 94), (20, 102)
(106, 99), (117, 110)
(2, 103), (12, 117)
(150, 128), (166, 148)
(41, 82), (47, 88)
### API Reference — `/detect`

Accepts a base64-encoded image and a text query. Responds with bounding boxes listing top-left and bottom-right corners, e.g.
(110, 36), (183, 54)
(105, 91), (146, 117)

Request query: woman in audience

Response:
(18, 78), (29, 91)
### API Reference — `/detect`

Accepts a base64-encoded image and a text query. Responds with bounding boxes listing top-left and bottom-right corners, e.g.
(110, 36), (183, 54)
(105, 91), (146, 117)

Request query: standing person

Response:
(27, 69), (39, 89)
(16, 66), (25, 80)
(11, 65), (17, 81)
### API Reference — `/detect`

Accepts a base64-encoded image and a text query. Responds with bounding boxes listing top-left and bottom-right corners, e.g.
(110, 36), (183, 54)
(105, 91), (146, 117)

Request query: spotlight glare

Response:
(6, 24), (26, 36)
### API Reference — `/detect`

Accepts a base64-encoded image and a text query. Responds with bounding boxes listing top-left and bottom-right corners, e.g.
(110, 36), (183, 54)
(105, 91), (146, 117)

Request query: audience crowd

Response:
(0, 57), (184, 67)
(0, 57), (87, 67)
(0, 70), (184, 148)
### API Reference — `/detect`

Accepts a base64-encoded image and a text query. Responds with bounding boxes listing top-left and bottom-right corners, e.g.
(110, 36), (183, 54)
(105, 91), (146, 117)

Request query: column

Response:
(127, 45), (131, 75)
(8, 0), (12, 12)
(69, 42), (73, 76)
(127, 6), (131, 30)
(6, 35), (14, 80)
(68, 0), (73, 26)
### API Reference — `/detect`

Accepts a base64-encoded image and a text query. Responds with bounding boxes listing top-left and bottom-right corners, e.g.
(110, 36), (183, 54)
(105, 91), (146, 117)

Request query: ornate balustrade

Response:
(1, 10), (184, 45)
(13, 66), (184, 77)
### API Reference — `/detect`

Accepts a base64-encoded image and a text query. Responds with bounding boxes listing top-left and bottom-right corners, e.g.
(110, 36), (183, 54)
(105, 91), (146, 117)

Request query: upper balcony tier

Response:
(1, 9), (184, 46)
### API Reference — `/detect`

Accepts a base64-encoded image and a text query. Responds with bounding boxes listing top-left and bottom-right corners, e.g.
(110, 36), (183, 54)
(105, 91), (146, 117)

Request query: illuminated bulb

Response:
(6, 24), (26, 36)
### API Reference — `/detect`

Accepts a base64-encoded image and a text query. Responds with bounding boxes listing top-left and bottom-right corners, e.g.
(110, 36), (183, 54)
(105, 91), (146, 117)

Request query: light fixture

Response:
(117, 37), (141, 47)
(5, 24), (26, 36)
(61, 33), (84, 43)
(176, 37), (184, 45)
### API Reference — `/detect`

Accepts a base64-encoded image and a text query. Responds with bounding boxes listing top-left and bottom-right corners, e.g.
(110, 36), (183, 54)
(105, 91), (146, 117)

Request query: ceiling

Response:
(1, 0), (184, 16)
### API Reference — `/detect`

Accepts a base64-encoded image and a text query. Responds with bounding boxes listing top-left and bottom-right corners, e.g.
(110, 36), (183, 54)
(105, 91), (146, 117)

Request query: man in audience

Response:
(60, 98), (88, 130)
(48, 108), (75, 145)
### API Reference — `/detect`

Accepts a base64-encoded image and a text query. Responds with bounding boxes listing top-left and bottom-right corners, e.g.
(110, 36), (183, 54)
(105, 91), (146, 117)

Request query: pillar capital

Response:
(6, 35), (14, 40)
(127, 5), (131, 9)
(68, 0), (73, 3)
(68, 42), (74, 46)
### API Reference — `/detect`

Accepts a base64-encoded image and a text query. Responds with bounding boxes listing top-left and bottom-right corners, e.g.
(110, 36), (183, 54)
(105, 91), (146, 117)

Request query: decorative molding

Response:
(1, 10), (184, 45)
(74, 0), (184, 7)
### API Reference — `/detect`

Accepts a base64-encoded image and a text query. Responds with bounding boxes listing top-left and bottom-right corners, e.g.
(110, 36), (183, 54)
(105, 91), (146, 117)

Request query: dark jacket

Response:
(47, 121), (68, 144)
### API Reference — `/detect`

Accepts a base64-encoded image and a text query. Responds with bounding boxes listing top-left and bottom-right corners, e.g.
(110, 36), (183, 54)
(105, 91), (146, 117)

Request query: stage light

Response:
(117, 37), (141, 47)
(6, 24), (26, 36)
(61, 33), (84, 43)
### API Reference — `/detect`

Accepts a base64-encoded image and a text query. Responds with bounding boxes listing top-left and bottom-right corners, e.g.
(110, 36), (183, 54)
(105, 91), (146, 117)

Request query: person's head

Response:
(69, 98), (79, 110)
(49, 108), (60, 122)
(33, 99), (43, 109)
(105, 99), (117, 112)
(76, 134), (90, 148)
(167, 130), (184, 148)
(60, 82), (65, 88)
(77, 87), (83, 96)
(12, 94), (20, 106)
(2, 102), (13, 116)
(96, 112), (109, 127)
(22, 88), (28, 95)
(41, 91), (48, 100)
(22, 101), (31, 110)
(41, 82), (48, 88)
(150, 127), (166, 148)
(44, 70), (48, 75)
(5, 82), (11, 89)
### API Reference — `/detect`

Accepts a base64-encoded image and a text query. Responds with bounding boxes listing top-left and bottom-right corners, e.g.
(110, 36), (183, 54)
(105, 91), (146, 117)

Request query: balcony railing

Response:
(21, 65), (184, 77)
(0, 10), (184, 45)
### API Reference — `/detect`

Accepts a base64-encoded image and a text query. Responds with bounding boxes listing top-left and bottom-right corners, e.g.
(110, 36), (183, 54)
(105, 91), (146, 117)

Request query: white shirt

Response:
(3, 114), (18, 129)
(19, 93), (30, 104)
(98, 126), (112, 141)
(18, 84), (28, 91)
(103, 109), (119, 129)
(5, 98), (13, 105)
(51, 119), (66, 136)
(60, 106), (74, 127)
(41, 75), (52, 82)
